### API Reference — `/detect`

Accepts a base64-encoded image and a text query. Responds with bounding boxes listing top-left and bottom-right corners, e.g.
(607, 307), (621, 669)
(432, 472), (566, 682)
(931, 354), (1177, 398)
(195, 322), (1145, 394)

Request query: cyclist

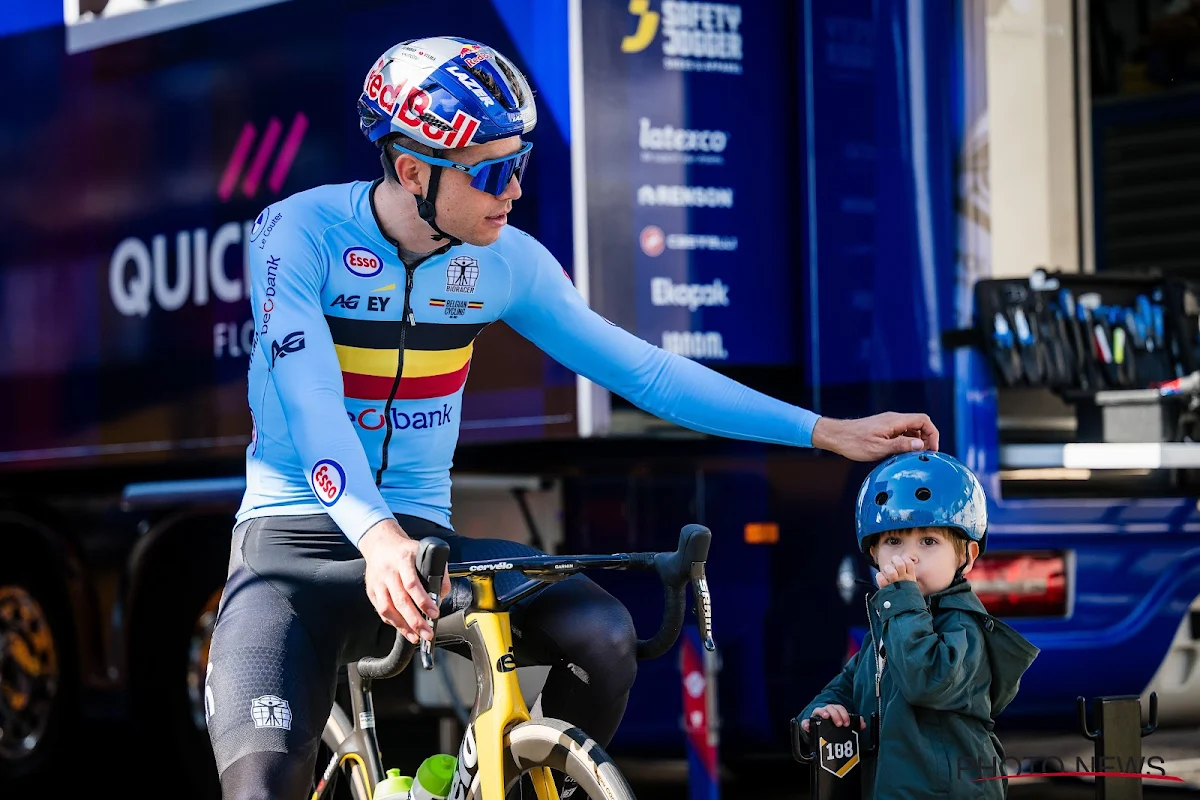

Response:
(204, 35), (943, 799)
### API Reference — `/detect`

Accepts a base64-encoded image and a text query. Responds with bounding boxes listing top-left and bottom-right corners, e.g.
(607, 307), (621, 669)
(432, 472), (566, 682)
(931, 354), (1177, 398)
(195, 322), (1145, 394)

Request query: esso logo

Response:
(311, 459), (347, 506)
(343, 247), (383, 278)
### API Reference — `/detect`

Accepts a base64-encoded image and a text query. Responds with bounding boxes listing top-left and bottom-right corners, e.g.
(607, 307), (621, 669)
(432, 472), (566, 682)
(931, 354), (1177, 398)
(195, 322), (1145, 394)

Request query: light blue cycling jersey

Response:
(236, 180), (820, 546)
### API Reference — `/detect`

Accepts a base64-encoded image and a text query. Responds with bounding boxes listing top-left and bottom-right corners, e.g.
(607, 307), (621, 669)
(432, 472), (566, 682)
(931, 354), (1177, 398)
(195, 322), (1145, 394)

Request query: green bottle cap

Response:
(376, 768), (414, 798)
(415, 754), (458, 798)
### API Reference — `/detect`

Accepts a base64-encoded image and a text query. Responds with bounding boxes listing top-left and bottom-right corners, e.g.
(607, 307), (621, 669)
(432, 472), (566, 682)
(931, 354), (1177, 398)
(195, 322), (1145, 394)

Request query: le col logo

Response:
(311, 459), (346, 507)
(270, 330), (306, 367)
(343, 247), (384, 278)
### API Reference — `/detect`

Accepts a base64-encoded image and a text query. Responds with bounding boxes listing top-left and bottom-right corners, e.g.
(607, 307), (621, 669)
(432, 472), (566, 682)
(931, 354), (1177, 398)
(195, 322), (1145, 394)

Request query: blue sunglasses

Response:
(391, 140), (532, 196)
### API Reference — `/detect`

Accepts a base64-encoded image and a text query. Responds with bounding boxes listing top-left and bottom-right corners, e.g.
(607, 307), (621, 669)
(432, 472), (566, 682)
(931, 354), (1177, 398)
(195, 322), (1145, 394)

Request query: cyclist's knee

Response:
(219, 750), (313, 800)
(569, 586), (638, 680)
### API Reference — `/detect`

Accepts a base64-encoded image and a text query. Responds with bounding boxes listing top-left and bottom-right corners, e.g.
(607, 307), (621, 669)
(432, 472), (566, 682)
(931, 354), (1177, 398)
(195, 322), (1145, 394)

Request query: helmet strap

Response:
(413, 165), (463, 248)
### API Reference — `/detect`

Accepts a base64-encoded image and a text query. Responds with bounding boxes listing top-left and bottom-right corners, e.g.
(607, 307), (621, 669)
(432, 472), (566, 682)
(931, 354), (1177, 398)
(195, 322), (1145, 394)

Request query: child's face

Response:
(871, 526), (979, 596)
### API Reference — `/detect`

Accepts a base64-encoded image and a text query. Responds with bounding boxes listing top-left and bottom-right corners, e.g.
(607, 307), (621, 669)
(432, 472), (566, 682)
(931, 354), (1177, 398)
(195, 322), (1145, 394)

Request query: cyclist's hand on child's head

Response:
(810, 412), (939, 462)
(359, 520), (450, 644)
(875, 554), (917, 589)
(802, 705), (866, 732)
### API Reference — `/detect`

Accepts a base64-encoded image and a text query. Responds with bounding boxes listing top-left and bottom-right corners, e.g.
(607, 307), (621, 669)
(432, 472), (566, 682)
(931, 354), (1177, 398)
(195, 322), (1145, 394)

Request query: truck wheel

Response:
(0, 554), (77, 785)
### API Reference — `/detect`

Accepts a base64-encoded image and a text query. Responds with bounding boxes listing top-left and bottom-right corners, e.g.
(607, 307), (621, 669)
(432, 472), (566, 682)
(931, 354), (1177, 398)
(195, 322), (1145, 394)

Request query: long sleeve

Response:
(247, 209), (394, 547)
(501, 238), (819, 447)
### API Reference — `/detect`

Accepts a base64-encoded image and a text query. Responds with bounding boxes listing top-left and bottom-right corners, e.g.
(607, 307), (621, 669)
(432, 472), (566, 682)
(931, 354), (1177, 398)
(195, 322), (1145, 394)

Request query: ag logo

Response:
(343, 246), (384, 278)
(818, 727), (860, 779)
(311, 459), (346, 507)
(270, 331), (305, 367)
(621, 0), (660, 53)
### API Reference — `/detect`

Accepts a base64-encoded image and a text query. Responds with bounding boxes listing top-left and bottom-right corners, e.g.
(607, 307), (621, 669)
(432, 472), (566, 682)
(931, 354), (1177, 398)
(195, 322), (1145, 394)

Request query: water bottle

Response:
(410, 753), (458, 800)
(375, 768), (414, 800)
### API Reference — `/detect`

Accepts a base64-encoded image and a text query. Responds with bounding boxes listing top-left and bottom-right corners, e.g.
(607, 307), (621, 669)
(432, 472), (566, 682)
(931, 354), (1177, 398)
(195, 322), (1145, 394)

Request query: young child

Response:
(797, 451), (1040, 798)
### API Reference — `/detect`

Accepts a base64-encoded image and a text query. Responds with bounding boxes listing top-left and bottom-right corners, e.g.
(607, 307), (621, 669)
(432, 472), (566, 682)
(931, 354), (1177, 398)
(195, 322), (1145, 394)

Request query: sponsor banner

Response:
(582, 0), (796, 366)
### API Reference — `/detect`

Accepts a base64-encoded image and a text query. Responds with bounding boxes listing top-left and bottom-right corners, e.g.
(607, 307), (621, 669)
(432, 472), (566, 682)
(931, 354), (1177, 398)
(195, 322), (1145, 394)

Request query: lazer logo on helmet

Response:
(445, 65), (494, 107)
(311, 459), (346, 507)
(343, 247), (384, 278)
(362, 58), (481, 147)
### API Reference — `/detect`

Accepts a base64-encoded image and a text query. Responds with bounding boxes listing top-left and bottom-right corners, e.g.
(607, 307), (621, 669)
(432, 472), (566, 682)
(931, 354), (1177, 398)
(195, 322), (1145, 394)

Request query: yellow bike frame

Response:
(450, 572), (559, 800)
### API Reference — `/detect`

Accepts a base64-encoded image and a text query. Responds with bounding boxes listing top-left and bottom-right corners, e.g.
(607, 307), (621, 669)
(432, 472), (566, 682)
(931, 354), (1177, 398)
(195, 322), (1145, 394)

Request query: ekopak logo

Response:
(218, 112), (309, 202)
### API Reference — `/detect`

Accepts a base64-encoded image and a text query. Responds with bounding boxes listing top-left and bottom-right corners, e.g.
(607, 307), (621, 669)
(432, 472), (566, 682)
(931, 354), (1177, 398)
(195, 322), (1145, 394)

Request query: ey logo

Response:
(621, 0), (660, 53)
(218, 112), (309, 202)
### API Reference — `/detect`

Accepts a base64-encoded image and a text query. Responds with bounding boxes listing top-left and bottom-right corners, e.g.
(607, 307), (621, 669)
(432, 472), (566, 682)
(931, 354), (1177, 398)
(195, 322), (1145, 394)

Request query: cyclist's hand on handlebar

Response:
(359, 520), (452, 644)
(801, 705), (866, 732)
(811, 412), (939, 461)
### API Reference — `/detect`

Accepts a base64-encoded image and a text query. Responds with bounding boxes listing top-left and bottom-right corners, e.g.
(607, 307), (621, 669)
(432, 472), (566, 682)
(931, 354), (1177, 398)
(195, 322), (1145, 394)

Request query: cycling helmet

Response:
(358, 37), (536, 246)
(854, 451), (988, 556)
(359, 36), (537, 149)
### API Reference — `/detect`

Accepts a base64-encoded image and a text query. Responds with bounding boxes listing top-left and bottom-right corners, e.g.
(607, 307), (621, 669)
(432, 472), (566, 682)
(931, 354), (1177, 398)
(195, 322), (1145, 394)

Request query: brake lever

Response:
(690, 561), (715, 651)
(414, 537), (450, 671)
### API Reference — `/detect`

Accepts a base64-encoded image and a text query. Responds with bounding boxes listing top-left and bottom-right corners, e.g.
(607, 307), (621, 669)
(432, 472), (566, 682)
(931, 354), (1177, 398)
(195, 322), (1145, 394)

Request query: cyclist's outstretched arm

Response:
(246, 207), (394, 547)
(500, 235), (819, 448)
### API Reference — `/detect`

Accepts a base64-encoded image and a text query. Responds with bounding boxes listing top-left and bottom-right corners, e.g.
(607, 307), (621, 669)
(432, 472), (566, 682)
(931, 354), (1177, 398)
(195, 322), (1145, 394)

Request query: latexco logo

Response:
(219, 112), (309, 202)
(639, 118), (729, 165)
(621, 1), (744, 75)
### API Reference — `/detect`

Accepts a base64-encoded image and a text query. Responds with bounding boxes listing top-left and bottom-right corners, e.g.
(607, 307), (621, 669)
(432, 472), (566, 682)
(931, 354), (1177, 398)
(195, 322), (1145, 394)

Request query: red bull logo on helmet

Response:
(362, 57), (481, 148)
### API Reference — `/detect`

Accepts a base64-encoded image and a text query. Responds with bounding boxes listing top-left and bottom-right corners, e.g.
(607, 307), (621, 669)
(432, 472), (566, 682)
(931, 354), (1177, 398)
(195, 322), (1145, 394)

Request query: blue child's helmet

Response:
(854, 451), (988, 555)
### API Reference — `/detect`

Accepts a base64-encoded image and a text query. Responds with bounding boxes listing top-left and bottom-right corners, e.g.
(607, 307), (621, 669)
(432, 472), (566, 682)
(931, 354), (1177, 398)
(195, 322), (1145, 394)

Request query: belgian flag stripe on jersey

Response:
(324, 316), (487, 401)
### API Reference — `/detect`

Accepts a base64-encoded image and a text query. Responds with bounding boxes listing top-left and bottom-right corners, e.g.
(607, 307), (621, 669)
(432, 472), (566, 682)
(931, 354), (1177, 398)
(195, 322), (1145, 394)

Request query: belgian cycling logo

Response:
(218, 112), (309, 202)
(446, 256), (480, 293)
(270, 331), (306, 367)
(311, 459), (347, 507)
(250, 695), (292, 731)
(343, 246), (385, 278)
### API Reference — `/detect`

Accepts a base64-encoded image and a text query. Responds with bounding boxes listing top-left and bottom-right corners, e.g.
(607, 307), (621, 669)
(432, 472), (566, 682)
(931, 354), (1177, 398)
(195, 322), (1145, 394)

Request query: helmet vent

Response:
(874, 491), (889, 506)
(467, 60), (520, 110)
(915, 487), (932, 501)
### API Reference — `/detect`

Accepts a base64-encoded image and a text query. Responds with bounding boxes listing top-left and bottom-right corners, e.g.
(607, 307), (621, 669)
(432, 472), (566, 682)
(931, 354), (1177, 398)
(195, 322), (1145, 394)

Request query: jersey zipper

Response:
(374, 261), (418, 486)
(866, 592), (885, 750)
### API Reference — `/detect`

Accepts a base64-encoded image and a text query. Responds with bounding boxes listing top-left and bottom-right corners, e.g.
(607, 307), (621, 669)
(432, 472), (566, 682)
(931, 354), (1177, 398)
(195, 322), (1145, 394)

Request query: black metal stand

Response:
(791, 715), (872, 800)
(1077, 692), (1159, 800)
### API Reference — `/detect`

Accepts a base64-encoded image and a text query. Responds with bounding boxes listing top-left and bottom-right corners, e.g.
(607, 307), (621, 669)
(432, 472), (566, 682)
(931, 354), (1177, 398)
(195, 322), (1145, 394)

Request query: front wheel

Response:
(469, 717), (636, 800)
